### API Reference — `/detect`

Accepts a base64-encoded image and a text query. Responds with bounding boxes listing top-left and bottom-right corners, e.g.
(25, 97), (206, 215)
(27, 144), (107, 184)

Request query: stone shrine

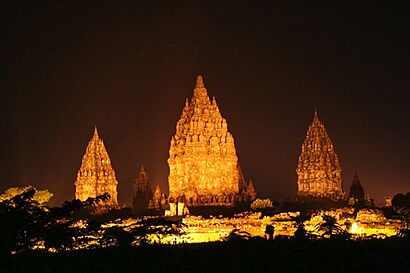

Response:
(296, 110), (344, 200)
(348, 171), (365, 207)
(149, 184), (168, 211)
(74, 127), (118, 205)
(132, 165), (153, 214)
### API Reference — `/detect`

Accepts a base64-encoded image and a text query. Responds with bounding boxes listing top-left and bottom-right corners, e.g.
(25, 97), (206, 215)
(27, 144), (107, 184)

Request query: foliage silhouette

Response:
(133, 217), (186, 245)
(397, 208), (410, 238)
(294, 223), (308, 240)
(0, 186), (53, 205)
(0, 187), (48, 254)
(314, 215), (348, 239)
(102, 226), (135, 248)
(2, 238), (410, 273)
(393, 192), (410, 208)
(224, 229), (252, 242)
(0, 189), (121, 254)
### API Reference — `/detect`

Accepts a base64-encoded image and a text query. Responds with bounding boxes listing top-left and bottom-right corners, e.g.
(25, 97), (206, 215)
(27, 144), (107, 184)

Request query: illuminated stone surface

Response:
(168, 75), (255, 206)
(296, 110), (344, 200)
(74, 127), (118, 205)
(132, 165), (153, 214)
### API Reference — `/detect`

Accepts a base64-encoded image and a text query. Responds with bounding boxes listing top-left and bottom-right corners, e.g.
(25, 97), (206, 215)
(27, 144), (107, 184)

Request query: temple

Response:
(132, 165), (153, 214)
(296, 110), (344, 200)
(168, 75), (256, 207)
(245, 180), (257, 202)
(149, 184), (168, 211)
(74, 127), (118, 205)
(349, 171), (365, 207)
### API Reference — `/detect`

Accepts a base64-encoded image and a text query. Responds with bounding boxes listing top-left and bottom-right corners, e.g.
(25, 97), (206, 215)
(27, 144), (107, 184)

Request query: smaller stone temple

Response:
(296, 110), (345, 200)
(348, 171), (365, 207)
(132, 165), (153, 214)
(149, 184), (168, 211)
(238, 166), (257, 203)
(132, 165), (168, 215)
(245, 180), (257, 203)
(74, 127), (118, 205)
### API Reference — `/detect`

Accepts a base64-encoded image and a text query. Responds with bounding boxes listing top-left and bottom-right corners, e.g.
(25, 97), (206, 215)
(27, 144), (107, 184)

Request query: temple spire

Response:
(195, 75), (205, 88)
(313, 108), (319, 122)
(93, 126), (99, 139)
(154, 184), (161, 195)
(192, 75), (209, 103)
(352, 170), (361, 185)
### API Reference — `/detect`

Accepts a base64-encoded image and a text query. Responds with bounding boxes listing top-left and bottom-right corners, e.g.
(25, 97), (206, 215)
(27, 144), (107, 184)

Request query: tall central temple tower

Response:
(168, 75), (255, 207)
(296, 110), (344, 200)
(74, 128), (118, 205)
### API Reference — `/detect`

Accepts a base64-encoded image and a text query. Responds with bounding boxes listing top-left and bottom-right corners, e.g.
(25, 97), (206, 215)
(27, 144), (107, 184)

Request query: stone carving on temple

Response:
(168, 75), (256, 207)
(132, 165), (153, 214)
(74, 127), (118, 205)
(296, 110), (344, 200)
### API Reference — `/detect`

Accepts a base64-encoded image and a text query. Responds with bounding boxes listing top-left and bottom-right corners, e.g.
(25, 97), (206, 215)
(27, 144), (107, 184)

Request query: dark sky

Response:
(1, 1), (409, 206)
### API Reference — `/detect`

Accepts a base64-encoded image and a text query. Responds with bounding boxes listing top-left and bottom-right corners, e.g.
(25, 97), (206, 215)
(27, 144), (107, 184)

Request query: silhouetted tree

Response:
(225, 229), (252, 242)
(383, 206), (395, 219)
(393, 193), (410, 208)
(131, 217), (186, 244)
(0, 186), (53, 205)
(397, 208), (410, 238)
(43, 194), (114, 251)
(101, 226), (135, 248)
(0, 188), (48, 254)
(314, 215), (346, 239)
(43, 222), (80, 251)
(0, 188), (117, 254)
(294, 223), (308, 240)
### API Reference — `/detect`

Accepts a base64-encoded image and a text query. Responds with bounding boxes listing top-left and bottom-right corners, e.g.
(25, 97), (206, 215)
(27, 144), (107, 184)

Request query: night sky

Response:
(1, 2), (409, 206)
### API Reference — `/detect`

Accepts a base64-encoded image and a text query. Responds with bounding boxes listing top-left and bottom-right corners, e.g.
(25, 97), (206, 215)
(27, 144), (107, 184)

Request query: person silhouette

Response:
(265, 224), (275, 240)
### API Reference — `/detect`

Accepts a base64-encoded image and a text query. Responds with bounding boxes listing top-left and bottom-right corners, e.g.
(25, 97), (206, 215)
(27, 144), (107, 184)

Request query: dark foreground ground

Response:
(1, 238), (409, 273)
